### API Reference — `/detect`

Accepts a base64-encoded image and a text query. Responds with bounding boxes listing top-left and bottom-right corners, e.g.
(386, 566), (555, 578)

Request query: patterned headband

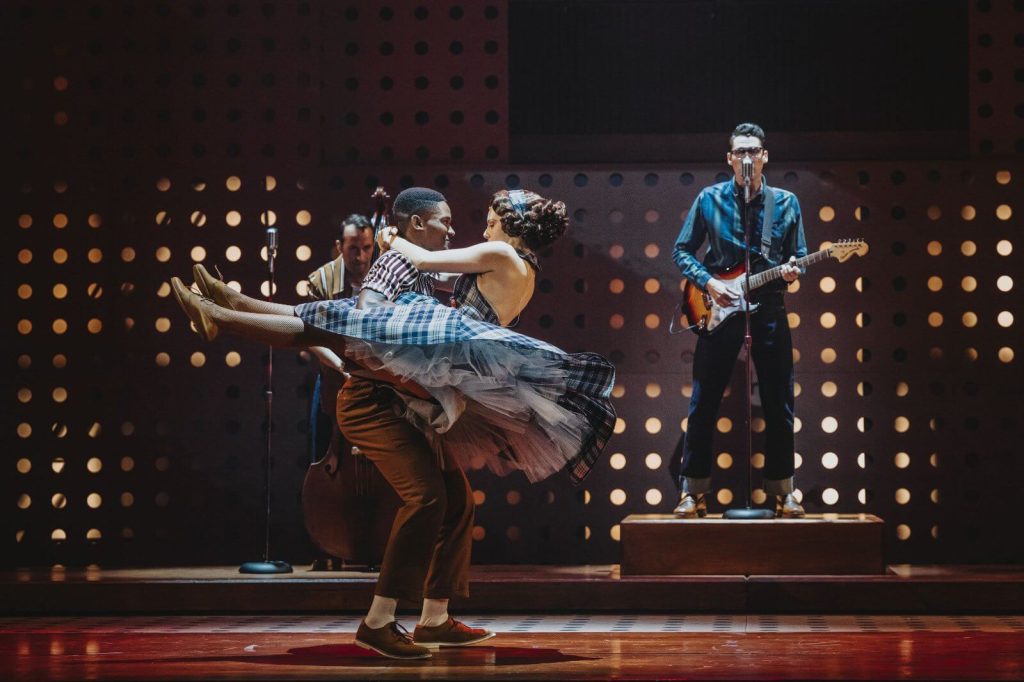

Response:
(508, 189), (528, 217)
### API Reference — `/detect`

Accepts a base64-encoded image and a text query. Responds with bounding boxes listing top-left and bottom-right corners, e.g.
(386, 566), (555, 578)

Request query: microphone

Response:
(266, 226), (279, 278)
(266, 227), (279, 257)
(741, 156), (753, 204)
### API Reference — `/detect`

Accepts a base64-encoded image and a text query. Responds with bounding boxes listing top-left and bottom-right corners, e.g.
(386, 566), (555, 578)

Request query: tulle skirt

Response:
(295, 292), (615, 483)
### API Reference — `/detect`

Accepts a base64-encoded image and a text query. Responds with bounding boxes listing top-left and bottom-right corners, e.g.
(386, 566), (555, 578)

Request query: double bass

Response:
(300, 187), (401, 569)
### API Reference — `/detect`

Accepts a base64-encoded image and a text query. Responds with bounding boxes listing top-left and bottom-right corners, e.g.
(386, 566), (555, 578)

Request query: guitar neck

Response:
(747, 248), (832, 291)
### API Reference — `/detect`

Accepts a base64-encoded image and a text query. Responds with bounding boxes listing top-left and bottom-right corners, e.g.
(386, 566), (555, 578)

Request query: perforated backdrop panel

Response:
(5, 1), (1023, 567)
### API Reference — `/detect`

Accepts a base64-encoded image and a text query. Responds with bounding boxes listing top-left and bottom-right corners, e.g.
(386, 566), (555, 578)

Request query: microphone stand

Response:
(724, 166), (775, 521)
(239, 215), (294, 573)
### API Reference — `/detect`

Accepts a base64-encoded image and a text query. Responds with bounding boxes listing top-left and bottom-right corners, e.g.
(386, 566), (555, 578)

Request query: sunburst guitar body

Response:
(679, 239), (868, 336)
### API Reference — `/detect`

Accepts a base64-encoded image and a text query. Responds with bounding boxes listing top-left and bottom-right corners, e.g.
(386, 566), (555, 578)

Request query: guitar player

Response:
(671, 122), (808, 519)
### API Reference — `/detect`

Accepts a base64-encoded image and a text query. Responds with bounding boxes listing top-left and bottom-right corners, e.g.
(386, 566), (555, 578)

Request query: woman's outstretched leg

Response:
(193, 263), (297, 316)
(172, 276), (325, 348)
(215, 284), (296, 316)
(209, 306), (311, 347)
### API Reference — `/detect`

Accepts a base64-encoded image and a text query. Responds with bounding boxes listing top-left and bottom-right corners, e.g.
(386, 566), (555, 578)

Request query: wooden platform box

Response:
(621, 513), (885, 576)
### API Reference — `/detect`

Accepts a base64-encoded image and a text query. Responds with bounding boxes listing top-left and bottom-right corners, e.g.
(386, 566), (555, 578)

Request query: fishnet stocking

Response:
(209, 306), (317, 348)
(215, 282), (296, 316)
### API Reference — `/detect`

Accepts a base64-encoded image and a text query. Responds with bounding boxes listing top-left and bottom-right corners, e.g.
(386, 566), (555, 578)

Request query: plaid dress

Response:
(295, 255), (615, 484)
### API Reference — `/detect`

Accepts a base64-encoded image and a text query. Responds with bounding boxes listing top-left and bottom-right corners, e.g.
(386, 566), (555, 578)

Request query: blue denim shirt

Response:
(672, 179), (808, 293)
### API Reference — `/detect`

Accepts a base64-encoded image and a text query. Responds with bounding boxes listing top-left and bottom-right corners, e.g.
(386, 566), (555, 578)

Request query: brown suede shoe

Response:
(354, 620), (431, 660)
(414, 618), (496, 648)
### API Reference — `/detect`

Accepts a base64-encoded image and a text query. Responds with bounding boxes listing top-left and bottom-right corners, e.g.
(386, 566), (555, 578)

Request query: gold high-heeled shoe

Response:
(192, 263), (236, 310)
(171, 277), (219, 341)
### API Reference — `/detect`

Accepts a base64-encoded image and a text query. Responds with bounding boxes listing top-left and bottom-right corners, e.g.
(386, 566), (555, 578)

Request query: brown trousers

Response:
(336, 376), (474, 601)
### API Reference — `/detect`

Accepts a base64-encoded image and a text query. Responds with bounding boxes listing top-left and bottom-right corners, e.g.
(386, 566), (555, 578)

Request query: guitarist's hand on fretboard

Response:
(780, 256), (801, 283)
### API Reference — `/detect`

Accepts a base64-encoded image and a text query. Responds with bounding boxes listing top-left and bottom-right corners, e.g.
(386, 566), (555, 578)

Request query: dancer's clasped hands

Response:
(376, 226), (400, 253)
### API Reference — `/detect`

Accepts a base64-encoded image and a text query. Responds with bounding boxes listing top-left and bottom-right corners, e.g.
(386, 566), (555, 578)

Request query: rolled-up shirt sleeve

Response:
(673, 192), (713, 289)
(361, 251), (420, 301)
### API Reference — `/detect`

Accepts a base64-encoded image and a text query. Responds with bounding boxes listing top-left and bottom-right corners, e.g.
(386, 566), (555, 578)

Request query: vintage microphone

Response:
(239, 219), (294, 573)
(724, 155), (774, 520)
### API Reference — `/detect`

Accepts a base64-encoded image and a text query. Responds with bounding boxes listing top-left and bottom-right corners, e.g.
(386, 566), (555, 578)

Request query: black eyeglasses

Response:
(729, 147), (764, 158)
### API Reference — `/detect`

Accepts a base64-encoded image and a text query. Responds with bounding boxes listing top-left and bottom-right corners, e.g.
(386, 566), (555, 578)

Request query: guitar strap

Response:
(760, 181), (777, 264)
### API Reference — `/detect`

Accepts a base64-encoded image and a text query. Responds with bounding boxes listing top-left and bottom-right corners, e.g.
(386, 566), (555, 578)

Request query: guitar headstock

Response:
(827, 239), (868, 262)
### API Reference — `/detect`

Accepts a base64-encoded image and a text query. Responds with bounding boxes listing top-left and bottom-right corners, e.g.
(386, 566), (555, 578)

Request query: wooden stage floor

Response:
(4, 564), (1024, 614)
(2, 614), (1022, 680)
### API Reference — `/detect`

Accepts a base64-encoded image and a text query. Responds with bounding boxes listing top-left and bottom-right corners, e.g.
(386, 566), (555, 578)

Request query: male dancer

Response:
(345, 188), (494, 659)
(672, 123), (807, 519)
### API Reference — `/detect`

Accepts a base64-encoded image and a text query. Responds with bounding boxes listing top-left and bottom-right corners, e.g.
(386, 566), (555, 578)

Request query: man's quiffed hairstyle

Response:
(339, 213), (372, 239)
(392, 187), (447, 231)
(729, 122), (766, 148)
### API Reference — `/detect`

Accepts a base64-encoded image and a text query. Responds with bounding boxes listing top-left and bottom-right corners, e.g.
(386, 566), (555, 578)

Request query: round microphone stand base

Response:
(722, 507), (775, 520)
(239, 560), (293, 575)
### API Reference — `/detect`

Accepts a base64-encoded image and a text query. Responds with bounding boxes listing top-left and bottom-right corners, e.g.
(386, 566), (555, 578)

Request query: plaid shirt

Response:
(361, 250), (436, 299)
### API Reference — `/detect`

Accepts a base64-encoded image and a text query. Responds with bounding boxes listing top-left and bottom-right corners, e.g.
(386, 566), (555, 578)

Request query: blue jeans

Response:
(679, 297), (795, 496)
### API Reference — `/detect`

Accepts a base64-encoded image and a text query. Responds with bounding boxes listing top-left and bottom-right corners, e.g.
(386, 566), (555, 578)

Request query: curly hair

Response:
(490, 189), (569, 251)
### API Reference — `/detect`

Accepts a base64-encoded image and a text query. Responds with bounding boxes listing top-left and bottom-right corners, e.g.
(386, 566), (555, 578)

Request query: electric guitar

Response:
(679, 239), (868, 336)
